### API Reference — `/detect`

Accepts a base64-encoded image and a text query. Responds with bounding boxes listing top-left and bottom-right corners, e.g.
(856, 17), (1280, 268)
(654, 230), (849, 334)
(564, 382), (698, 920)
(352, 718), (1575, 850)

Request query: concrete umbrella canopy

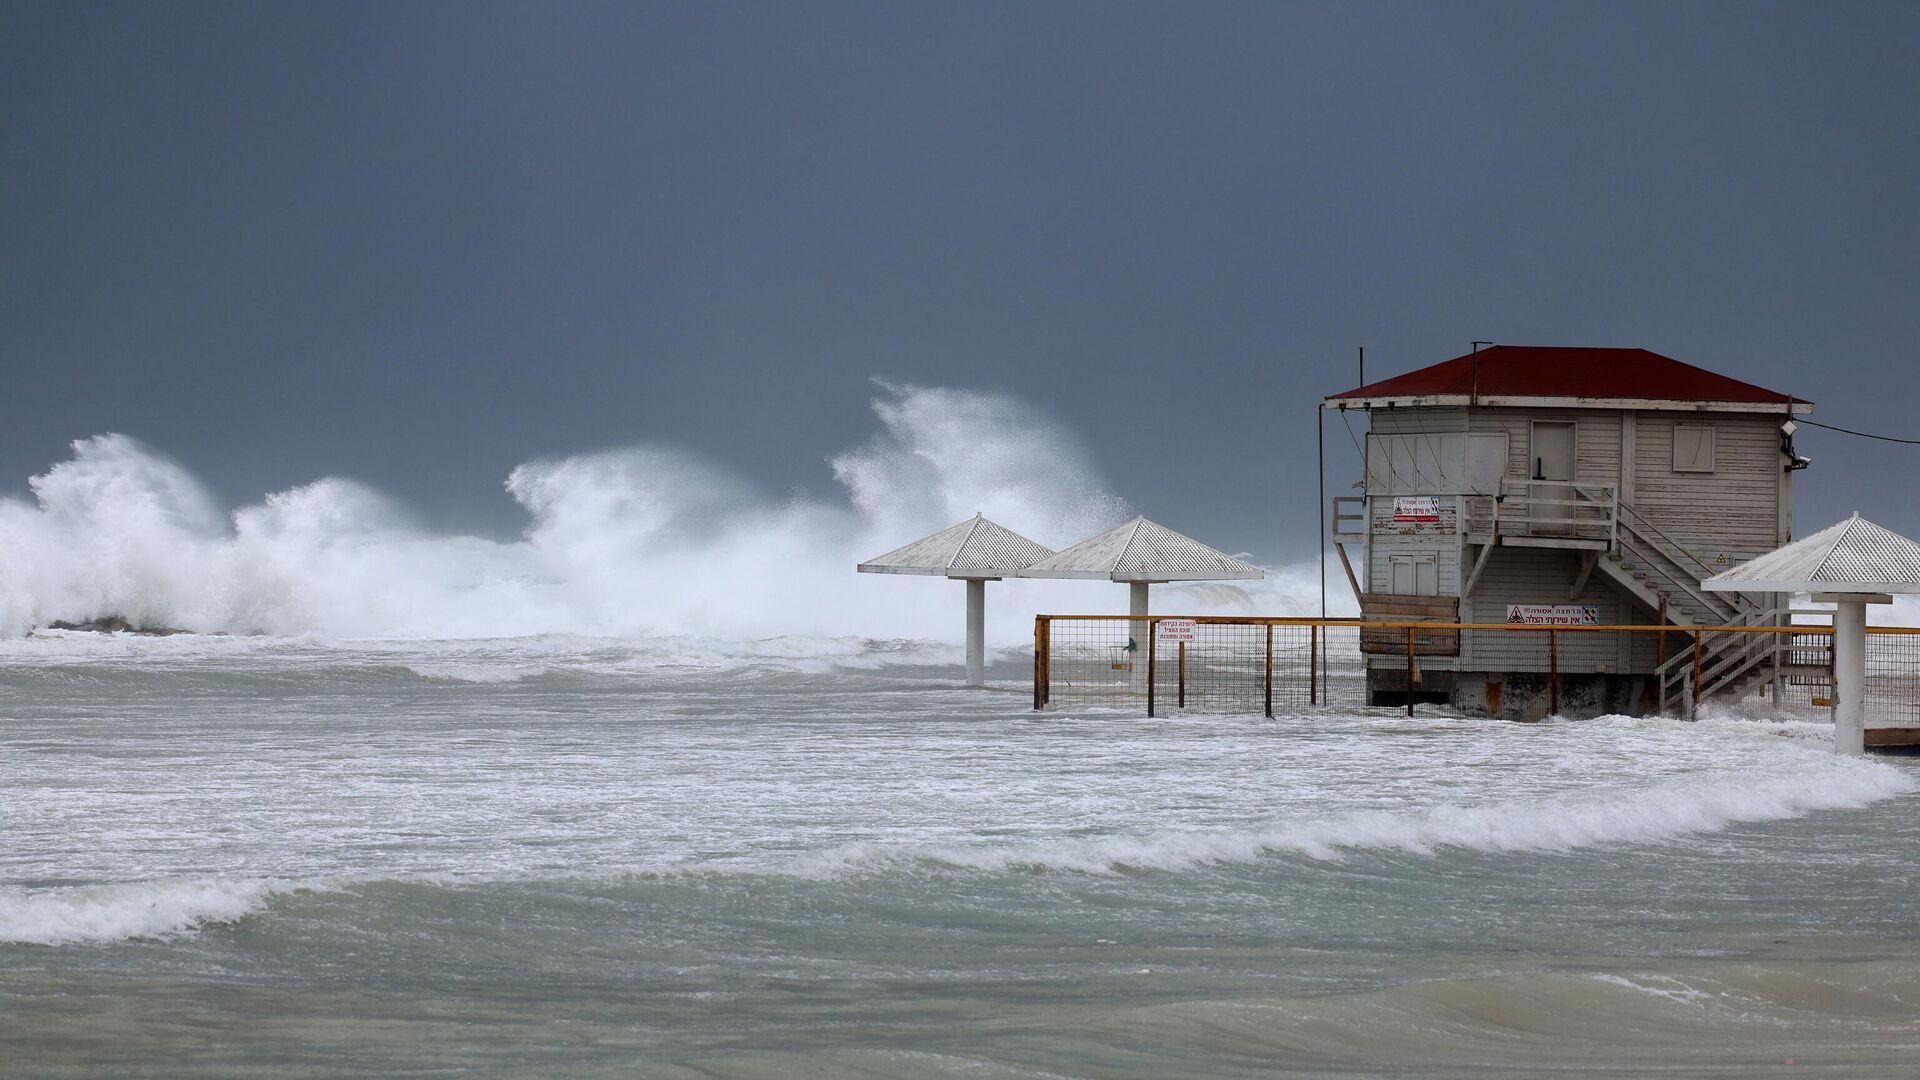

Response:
(857, 514), (1055, 686)
(1020, 516), (1264, 684)
(1705, 512), (1920, 754)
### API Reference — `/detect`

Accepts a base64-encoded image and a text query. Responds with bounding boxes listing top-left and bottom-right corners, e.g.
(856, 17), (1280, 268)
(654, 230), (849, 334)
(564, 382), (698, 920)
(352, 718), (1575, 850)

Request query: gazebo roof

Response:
(856, 514), (1054, 580)
(1020, 516), (1263, 582)
(1704, 513), (1920, 595)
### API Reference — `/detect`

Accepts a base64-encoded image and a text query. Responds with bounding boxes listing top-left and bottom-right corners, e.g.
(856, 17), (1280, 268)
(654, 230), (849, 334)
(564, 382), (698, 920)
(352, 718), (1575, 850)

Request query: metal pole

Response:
(1309, 624), (1319, 706)
(964, 578), (986, 687)
(1656, 595), (1668, 666)
(1178, 640), (1187, 708)
(1318, 404), (1326, 629)
(1549, 628), (1560, 716)
(1264, 623), (1274, 718)
(1406, 625), (1416, 717)
(1146, 619), (1157, 719)
(1771, 602), (1786, 704)
(1692, 632), (1705, 713)
(1033, 616), (1044, 710)
(1044, 614), (1059, 707)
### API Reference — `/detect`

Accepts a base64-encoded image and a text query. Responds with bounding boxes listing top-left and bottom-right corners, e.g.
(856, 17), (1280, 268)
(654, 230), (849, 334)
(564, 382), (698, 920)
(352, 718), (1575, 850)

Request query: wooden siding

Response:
(1630, 412), (1784, 563)
(1465, 407), (1623, 486)
(1459, 547), (1634, 673)
(1358, 594), (1461, 656)
(1369, 407), (1466, 434)
(1367, 530), (1463, 596)
(1354, 404), (1790, 675)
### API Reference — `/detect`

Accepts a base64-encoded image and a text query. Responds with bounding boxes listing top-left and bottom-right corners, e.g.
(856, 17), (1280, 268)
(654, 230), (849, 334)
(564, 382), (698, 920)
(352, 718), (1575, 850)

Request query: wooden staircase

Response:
(1470, 482), (1800, 715)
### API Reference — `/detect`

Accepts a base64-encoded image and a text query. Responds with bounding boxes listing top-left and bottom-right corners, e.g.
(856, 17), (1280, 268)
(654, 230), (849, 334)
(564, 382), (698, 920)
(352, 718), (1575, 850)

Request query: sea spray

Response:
(0, 383), (1339, 641)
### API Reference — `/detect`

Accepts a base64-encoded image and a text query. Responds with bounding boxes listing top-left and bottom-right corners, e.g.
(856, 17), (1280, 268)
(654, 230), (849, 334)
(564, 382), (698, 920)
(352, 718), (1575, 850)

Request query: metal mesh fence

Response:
(1774, 619), (1837, 712)
(1866, 629), (1920, 725)
(1033, 617), (1366, 715)
(1035, 615), (1147, 710)
(1032, 616), (1920, 726)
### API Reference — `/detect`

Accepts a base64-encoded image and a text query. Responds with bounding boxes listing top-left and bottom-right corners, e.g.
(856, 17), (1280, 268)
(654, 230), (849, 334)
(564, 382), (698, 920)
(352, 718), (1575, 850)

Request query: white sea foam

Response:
(0, 382), (1345, 646)
(0, 877), (308, 946)
(403, 663), (546, 684)
(781, 745), (1916, 877)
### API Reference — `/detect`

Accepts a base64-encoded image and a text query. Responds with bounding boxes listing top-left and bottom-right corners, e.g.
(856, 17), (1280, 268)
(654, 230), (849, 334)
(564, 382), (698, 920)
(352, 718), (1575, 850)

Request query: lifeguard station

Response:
(1326, 346), (1814, 718)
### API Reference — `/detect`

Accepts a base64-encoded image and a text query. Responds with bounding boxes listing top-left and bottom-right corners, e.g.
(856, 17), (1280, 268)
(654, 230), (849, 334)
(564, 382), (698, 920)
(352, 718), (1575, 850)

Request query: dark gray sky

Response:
(6, 0), (1917, 557)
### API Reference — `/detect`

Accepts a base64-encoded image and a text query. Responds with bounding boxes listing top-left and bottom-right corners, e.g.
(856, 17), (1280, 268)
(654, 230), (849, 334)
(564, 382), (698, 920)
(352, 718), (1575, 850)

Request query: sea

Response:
(5, 393), (1920, 1076)
(5, 632), (1920, 1078)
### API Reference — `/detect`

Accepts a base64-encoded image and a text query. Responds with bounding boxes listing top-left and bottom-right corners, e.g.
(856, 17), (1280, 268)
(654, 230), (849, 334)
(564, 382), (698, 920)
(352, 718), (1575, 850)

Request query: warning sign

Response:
(1392, 496), (1441, 523)
(1156, 619), (1196, 642)
(1505, 604), (1600, 626)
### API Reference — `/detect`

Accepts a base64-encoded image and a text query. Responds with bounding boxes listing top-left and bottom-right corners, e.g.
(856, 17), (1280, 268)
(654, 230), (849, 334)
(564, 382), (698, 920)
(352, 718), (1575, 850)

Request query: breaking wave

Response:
(0, 877), (311, 946)
(9, 727), (1909, 946)
(779, 744), (1916, 877)
(0, 381), (1345, 644)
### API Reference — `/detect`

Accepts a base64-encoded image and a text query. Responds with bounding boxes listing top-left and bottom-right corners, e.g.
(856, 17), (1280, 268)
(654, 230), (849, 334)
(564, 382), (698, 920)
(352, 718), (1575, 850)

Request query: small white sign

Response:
(1392, 496), (1441, 523)
(1505, 604), (1600, 626)
(1156, 619), (1196, 642)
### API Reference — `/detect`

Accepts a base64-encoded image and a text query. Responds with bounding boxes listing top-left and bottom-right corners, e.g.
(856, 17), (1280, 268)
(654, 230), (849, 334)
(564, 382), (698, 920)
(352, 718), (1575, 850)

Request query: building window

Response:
(1673, 424), (1715, 473)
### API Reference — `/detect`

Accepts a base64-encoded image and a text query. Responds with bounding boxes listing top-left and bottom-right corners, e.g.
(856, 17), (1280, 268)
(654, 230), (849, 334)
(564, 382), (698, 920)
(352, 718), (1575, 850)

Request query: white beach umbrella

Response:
(857, 514), (1054, 686)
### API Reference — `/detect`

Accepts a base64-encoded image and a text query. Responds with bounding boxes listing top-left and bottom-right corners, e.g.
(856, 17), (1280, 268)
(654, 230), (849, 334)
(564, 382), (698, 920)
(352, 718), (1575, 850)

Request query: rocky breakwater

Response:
(41, 616), (190, 636)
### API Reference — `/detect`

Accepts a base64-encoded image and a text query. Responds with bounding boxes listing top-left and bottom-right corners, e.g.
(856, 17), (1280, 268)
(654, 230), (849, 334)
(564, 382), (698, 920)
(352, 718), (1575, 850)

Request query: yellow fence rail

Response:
(1032, 614), (1920, 723)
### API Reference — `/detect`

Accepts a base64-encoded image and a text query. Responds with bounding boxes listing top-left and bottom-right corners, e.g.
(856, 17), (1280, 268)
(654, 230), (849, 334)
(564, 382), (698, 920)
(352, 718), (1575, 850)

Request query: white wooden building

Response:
(1326, 345), (1814, 717)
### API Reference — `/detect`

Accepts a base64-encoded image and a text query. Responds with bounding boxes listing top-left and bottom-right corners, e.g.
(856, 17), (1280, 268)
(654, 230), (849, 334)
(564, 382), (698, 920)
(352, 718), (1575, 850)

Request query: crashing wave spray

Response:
(0, 382), (1337, 642)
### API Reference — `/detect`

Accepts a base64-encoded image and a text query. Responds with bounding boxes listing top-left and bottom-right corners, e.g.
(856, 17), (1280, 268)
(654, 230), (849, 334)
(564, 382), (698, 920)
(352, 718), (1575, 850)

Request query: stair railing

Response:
(1611, 495), (1758, 623)
(1656, 643), (1695, 716)
(1696, 608), (1785, 701)
(1615, 499), (1761, 619)
(1617, 533), (1744, 625)
(1656, 607), (1785, 715)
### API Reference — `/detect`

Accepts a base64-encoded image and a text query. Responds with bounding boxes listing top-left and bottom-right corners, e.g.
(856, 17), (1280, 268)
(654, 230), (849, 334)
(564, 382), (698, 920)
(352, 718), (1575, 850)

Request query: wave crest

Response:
(3, 383), (1290, 642)
(783, 748), (1916, 877)
(0, 877), (307, 946)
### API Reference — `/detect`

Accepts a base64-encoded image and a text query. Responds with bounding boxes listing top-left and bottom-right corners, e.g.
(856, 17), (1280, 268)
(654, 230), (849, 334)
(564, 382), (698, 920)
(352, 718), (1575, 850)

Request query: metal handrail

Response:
(1700, 629), (1775, 691)
(1655, 606), (1788, 712)
(1613, 496), (1722, 585)
(1609, 496), (1763, 623)
(1619, 533), (1742, 622)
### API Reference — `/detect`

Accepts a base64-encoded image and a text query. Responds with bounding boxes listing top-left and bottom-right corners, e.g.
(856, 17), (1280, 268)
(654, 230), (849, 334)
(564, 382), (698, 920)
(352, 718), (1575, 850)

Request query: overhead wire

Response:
(1796, 418), (1920, 446)
(1341, 409), (1412, 492)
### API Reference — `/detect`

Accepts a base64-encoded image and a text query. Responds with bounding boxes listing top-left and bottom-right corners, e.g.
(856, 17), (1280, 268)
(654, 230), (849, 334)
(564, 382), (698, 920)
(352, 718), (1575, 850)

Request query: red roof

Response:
(1326, 346), (1807, 408)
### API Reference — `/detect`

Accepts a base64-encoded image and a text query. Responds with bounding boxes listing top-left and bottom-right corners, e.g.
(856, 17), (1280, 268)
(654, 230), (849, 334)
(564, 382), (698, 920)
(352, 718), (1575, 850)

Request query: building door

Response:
(1530, 421), (1576, 533)
(1389, 554), (1438, 596)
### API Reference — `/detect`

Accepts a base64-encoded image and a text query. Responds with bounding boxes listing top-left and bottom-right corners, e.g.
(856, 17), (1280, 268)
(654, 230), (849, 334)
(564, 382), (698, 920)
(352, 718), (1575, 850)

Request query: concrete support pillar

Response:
(964, 578), (986, 687)
(1832, 598), (1866, 755)
(1129, 581), (1151, 693)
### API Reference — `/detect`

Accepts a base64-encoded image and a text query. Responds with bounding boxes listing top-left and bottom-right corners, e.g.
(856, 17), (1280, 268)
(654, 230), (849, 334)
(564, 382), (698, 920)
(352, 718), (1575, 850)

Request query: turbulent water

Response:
(5, 632), (1920, 1078)
(0, 382), (1333, 644)
(6, 388), (1920, 1075)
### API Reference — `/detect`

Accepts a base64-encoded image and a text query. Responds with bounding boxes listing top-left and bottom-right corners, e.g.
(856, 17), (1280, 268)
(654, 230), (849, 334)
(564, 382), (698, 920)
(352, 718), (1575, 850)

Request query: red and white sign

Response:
(1156, 619), (1196, 642)
(1392, 496), (1441, 523)
(1505, 604), (1600, 626)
